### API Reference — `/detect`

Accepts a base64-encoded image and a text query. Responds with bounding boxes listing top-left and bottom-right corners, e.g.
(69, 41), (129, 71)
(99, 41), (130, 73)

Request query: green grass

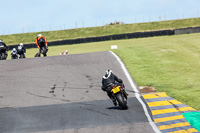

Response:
(1, 17), (200, 46)
(113, 34), (200, 110)
(9, 33), (200, 110)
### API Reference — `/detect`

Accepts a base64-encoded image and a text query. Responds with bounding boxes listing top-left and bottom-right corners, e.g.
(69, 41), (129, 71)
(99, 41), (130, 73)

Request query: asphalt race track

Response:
(0, 51), (155, 133)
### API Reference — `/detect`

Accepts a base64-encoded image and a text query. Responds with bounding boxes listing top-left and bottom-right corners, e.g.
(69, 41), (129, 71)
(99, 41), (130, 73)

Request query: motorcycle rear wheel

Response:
(116, 93), (128, 109)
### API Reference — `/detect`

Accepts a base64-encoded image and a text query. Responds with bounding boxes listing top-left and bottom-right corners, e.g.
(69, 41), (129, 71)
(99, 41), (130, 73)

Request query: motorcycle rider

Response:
(11, 48), (18, 59)
(101, 70), (128, 106)
(17, 43), (26, 58)
(36, 34), (48, 56)
(0, 40), (8, 59)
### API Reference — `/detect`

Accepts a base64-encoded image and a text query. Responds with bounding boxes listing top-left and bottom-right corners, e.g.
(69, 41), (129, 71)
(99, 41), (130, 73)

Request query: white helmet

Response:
(13, 48), (17, 52)
(38, 34), (42, 37)
(19, 43), (23, 47)
(103, 69), (112, 79)
(0, 40), (3, 43)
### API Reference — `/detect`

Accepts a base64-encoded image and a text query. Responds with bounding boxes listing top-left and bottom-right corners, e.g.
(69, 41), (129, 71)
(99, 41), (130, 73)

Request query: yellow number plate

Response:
(112, 86), (120, 94)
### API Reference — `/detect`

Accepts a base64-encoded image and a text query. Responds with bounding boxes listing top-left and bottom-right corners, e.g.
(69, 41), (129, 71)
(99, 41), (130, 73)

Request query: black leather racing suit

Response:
(101, 73), (124, 99)
(17, 46), (26, 55)
(0, 42), (7, 48)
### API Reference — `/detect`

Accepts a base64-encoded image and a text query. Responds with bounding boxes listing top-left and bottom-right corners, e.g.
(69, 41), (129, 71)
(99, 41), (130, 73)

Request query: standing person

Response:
(0, 40), (8, 60)
(17, 43), (26, 58)
(36, 34), (48, 57)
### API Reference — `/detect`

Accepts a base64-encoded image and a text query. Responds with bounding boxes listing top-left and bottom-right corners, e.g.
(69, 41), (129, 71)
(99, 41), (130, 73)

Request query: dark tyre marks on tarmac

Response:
(0, 52), (155, 133)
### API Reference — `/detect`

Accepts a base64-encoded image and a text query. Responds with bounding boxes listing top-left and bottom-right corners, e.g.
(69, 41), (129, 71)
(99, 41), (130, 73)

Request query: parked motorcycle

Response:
(111, 84), (128, 109)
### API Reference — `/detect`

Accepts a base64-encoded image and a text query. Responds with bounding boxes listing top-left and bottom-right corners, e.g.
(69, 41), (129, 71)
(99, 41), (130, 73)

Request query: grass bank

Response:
(1, 18), (200, 45)
(7, 33), (200, 110)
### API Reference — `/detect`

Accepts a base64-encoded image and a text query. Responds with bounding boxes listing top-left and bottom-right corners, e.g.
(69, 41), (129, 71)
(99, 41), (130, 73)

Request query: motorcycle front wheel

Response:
(0, 52), (5, 60)
(19, 54), (25, 58)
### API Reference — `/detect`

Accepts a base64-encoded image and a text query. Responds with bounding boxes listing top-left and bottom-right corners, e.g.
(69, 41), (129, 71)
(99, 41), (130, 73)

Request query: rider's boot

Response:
(111, 97), (117, 106)
(108, 93), (117, 106)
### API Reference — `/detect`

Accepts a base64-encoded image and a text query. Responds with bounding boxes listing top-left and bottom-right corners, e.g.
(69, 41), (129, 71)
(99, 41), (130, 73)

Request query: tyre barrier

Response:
(8, 29), (176, 50)
(8, 43), (36, 50)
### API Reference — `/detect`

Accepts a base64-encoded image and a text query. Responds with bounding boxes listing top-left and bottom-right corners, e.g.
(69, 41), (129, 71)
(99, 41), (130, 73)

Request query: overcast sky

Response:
(0, 0), (200, 35)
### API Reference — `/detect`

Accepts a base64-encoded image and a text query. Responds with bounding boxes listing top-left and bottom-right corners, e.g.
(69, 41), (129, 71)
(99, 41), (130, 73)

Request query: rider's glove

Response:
(118, 79), (123, 83)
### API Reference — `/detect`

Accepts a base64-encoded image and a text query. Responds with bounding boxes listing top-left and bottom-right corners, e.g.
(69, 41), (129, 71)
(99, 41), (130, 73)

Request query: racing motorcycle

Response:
(0, 45), (7, 60)
(11, 50), (18, 59)
(17, 45), (26, 59)
(111, 84), (128, 109)
(39, 43), (48, 57)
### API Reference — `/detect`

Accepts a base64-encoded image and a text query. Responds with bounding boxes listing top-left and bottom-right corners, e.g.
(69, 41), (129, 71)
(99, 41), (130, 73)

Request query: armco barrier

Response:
(8, 29), (175, 50)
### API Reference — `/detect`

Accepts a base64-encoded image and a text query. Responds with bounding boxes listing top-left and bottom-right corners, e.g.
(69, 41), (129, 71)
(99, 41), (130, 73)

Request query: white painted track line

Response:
(109, 51), (161, 133)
